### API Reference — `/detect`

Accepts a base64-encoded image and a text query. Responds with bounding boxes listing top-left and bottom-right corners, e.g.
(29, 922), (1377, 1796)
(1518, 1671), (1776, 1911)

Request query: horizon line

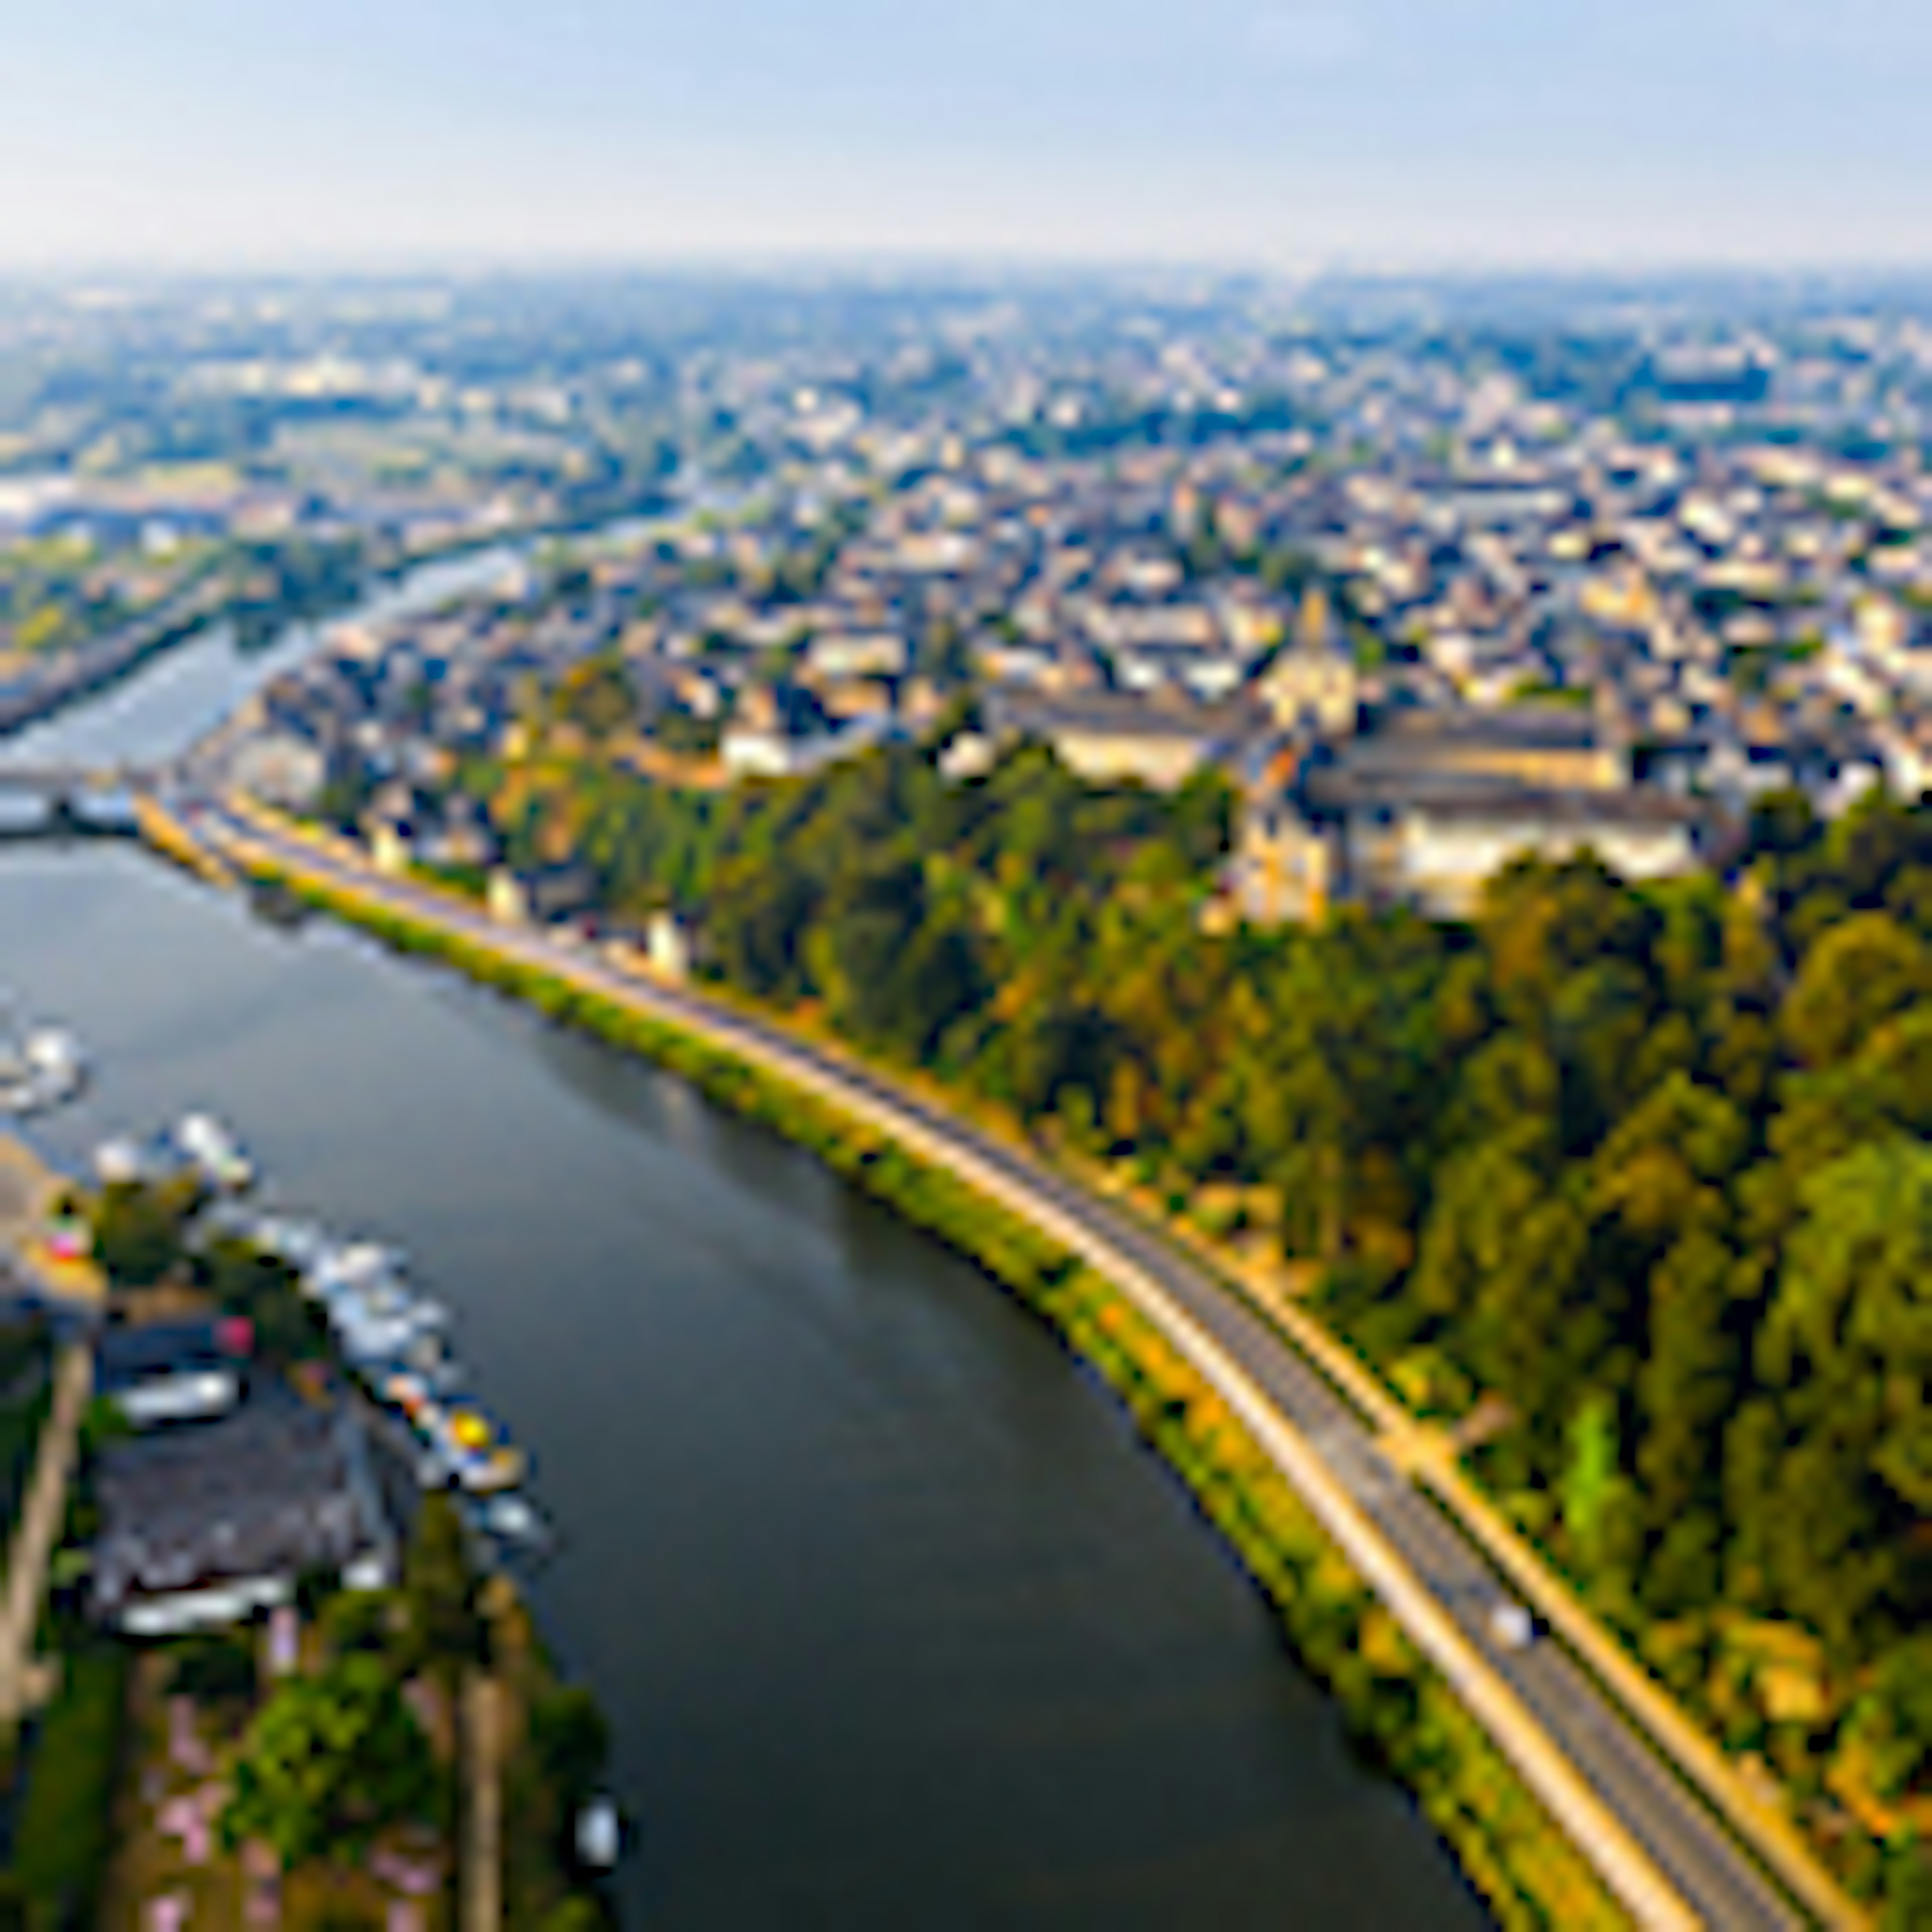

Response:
(8, 248), (1932, 289)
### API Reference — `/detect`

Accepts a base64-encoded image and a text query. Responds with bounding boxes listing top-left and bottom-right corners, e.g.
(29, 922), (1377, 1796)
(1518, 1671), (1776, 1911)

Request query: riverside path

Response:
(175, 786), (1856, 1932)
(0, 1341), (93, 1726)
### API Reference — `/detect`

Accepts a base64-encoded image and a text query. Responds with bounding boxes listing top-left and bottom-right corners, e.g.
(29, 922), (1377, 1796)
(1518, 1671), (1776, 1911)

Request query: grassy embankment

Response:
(222, 851), (1633, 1932)
(7, 1641), (129, 1921)
(0, 1349), (128, 1922)
(8, 1638), (130, 1924)
(5, 1410), (128, 1923)
(485, 1583), (613, 1931)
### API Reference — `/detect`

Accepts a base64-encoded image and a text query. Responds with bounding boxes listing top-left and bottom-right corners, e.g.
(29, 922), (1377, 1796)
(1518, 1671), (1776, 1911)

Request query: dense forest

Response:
(467, 710), (1931, 1915)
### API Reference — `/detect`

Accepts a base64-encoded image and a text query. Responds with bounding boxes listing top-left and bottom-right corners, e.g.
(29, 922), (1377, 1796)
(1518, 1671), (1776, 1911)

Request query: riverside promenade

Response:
(0, 1134), (102, 1729)
(0, 1340), (92, 1727)
(169, 787), (1856, 1932)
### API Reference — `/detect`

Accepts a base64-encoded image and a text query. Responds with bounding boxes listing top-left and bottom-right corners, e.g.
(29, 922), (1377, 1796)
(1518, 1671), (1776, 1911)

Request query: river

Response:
(0, 580), (1483, 1926)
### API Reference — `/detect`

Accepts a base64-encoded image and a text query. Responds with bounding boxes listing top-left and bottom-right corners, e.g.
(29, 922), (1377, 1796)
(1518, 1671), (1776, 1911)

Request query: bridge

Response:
(0, 763), (162, 793)
(0, 763), (164, 832)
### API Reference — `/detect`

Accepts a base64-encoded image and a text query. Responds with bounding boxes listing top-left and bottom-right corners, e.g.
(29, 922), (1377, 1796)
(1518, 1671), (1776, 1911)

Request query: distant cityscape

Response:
(36, 274), (1913, 925)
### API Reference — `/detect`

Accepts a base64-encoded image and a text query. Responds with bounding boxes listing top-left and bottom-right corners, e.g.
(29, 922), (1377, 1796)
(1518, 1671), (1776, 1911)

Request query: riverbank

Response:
(200, 819), (1656, 1932)
(0, 504), (683, 765)
(0, 584), (226, 742)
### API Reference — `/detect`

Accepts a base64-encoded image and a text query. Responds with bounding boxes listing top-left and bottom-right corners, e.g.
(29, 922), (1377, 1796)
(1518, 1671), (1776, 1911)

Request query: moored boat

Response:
(476, 1492), (550, 1549)
(0, 1017), (87, 1114)
(94, 1136), (153, 1185)
(175, 1111), (255, 1191)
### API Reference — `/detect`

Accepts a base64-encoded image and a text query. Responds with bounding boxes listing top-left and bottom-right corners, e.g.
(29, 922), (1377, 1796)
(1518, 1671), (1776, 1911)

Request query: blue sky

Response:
(3, 0), (1927, 268)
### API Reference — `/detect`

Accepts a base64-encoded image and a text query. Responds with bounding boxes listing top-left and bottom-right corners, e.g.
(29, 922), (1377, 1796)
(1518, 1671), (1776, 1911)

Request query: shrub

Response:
(529, 1684), (609, 1813)
(169, 1630), (258, 1716)
(223, 1655), (440, 1868)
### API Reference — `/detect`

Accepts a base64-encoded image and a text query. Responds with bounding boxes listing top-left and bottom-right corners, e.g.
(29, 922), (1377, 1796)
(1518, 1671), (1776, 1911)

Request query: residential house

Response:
(91, 1387), (395, 1637)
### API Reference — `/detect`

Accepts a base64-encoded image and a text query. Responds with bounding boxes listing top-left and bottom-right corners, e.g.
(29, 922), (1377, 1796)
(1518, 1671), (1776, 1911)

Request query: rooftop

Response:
(91, 1386), (392, 1625)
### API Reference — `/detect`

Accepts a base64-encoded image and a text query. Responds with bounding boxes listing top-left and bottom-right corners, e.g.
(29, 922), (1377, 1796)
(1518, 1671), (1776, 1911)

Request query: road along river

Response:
(0, 595), (1490, 1924)
(191, 793), (1820, 1932)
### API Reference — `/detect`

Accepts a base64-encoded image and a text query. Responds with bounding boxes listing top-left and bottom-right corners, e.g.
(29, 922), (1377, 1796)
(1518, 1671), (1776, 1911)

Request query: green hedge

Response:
(11, 1643), (128, 1923)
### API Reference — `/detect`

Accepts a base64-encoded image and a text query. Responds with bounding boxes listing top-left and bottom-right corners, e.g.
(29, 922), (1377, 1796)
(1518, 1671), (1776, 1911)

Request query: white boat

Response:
(454, 1445), (527, 1495)
(249, 1215), (331, 1272)
(327, 1266), (451, 1365)
(0, 1019), (87, 1114)
(398, 1331), (462, 1390)
(174, 1111), (255, 1191)
(305, 1240), (405, 1302)
(93, 1136), (152, 1185)
(477, 1493), (551, 1549)
(417, 1400), (526, 1495)
(25, 1027), (84, 1090)
(575, 1798), (621, 1870)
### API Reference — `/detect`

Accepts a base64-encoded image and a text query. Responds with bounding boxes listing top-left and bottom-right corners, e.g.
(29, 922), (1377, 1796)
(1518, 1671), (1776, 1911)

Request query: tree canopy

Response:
(487, 737), (1932, 1910)
(221, 1654), (439, 1869)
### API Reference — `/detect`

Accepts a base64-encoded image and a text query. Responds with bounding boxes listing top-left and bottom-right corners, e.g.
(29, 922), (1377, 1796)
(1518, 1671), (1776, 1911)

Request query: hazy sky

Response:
(3, 0), (1927, 270)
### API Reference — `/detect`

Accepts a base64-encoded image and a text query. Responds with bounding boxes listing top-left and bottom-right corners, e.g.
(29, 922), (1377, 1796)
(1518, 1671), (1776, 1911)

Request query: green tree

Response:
(529, 1683), (609, 1810)
(1782, 913), (1932, 1070)
(196, 1235), (324, 1365)
(1882, 1841), (1932, 1932)
(222, 1654), (439, 1869)
(319, 1587), (405, 1665)
(1563, 1391), (1621, 1558)
(1636, 1228), (1742, 1538)
(90, 1175), (202, 1287)
(1842, 1637), (1932, 1802)
(1761, 1137), (1932, 1515)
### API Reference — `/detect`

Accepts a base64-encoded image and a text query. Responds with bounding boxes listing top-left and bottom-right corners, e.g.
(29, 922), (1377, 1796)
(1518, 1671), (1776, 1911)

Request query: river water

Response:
(0, 591), (1483, 1926)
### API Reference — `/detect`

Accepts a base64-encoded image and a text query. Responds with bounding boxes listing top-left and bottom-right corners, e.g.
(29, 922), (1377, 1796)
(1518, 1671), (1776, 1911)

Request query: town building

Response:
(1235, 706), (1706, 922)
(91, 1387), (395, 1636)
(488, 862), (597, 928)
(984, 686), (1253, 790)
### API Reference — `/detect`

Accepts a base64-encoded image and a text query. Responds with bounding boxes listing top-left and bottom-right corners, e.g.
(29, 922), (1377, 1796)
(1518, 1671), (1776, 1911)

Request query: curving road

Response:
(176, 787), (1825, 1932)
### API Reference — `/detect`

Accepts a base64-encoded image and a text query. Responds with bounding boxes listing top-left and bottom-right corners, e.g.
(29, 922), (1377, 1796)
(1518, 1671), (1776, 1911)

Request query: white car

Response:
(1488, 1598), (1536, 1651)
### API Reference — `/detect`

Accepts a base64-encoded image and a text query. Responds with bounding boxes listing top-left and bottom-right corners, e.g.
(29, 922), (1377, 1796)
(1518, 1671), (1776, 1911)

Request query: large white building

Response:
(1234, 705), (1709, 923)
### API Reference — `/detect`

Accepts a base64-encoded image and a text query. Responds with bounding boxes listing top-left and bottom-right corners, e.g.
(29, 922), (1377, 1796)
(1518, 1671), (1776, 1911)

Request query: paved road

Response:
(186, 792), (1819, 1931)
(0, 1341), (93, 1726)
